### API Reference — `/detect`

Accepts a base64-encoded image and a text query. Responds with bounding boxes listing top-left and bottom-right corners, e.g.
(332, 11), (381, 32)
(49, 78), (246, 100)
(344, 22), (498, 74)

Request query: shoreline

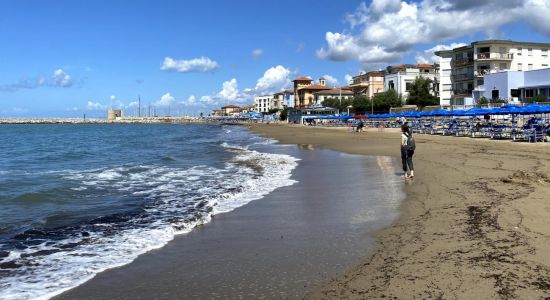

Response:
(249, 124), (550, 299)
(52, 128), (404, 299)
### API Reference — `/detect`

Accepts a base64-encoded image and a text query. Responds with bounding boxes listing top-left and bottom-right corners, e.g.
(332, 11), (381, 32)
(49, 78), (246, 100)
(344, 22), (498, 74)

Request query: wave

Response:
(0, 144), (299, 300)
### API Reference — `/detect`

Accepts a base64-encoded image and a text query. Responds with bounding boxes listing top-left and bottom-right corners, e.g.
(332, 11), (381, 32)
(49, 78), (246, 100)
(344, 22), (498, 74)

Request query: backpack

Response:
(405, 133), (416, 151)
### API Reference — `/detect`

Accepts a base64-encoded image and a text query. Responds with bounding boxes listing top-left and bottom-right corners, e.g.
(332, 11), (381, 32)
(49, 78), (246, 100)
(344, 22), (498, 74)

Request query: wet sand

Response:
(249, 124), (550, 299)
(54, 145), (404, 299)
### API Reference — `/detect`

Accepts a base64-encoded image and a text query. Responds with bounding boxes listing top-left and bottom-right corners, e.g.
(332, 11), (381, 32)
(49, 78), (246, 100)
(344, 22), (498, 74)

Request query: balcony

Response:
(476, 52), (513, 60)
(452, 73), (474, 81)
(475, 69), (491, 77)
(453, 89), (473, 96)
(452, 57), (474, 66)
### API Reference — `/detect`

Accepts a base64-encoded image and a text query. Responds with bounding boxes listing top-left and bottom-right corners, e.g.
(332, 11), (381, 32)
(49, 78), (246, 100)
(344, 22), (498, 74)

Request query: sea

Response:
(0, 124), (299, 300)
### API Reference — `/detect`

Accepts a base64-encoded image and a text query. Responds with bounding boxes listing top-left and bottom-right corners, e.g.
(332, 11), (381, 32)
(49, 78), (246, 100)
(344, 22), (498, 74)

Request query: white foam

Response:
(0, 141), (299, 300)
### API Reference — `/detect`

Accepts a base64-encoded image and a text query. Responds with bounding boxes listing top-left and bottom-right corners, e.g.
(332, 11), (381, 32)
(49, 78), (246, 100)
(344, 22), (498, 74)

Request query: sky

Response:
(1, 0), (550, 118)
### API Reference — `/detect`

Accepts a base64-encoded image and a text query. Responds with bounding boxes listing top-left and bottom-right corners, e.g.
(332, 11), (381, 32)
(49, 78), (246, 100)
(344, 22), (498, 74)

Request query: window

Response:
(405, 82), (412, 91)
(518, 63), (523, 71)
(542, 49), (548, 56)
(543, 64), (549, 67)
(499, 63), (507, 70)
(525, 89), (535, 98)
(388, 80), (395, 89)
(528, 48), (533, 56)
(517, 48), (522, 56)
(492, 89), (499, 100)
(511, 89), (520, 97)
(528, 64), (533, 70)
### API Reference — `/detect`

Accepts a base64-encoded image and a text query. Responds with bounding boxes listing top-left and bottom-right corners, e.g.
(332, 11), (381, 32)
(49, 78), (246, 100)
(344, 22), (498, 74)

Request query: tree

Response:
(267, 108), (279, 115)
(406, 77), (439, 107)
(321, 97), (352, 113)
(526, 94), (547, 103)
(279, 108), (289, 121)
(351, 96), (371, 114)
(371, 89), (403, 113)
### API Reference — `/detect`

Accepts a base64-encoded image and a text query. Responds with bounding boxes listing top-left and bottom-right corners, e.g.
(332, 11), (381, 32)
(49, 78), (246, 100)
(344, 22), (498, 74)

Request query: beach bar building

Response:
(482, 68), (550, 102)
(349, 71), (385, 97)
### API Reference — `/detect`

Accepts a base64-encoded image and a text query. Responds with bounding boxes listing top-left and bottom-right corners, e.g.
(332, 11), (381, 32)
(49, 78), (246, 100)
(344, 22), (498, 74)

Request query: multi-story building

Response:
(435, 40), (550, 106)
(313, 87), (354, 105)
(383, 64), (439, 100)
(349, 71), (385, 97)
(221, 105), (241, 116)
(292, 77), (331, 108)
(272, 89), (295, 109)
(254, 95), (273, 113)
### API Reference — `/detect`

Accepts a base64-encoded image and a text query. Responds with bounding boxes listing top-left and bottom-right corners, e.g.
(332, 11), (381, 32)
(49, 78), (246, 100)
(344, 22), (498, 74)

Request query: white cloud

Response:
(186, 95), (196, 104)
(160, 56), (220, 73)
(318, 0), (550, 66)
(252, 48), (263, 59)
(127, 101), (139, 108)
(252, 65), (293, 95)
(321, 74), (339, 87)
(200, 95), (215, 104)
(53, 69), (73, 87)
(110, 95), (116, 101)
(87, 101), (107, 110)
(415, 42), (468, 64)
(0, 68), (74, 92)
(156, 93), (175, 107)
(218, 78), (239, 101)
(344, 74), (353, 84)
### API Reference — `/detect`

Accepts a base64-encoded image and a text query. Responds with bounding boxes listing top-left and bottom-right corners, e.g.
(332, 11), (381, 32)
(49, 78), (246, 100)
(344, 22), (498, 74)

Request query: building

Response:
(313, 87), (354, 105)
(435, 40), (550, 106)
(349, 71), (385, 97)
(272, 89), (295, 109)
(254, 95), (274, 113)
(107, 109), (122, 121)
(221, 105), (241, 116)
(384, 64), (439, 100)
(482, 68), (550, 102)
(292, 77), (332, 108)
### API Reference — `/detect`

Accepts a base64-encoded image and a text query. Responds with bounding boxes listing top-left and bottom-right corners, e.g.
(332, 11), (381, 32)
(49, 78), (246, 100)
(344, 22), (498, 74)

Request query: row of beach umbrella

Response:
(358, 104), (550, 119)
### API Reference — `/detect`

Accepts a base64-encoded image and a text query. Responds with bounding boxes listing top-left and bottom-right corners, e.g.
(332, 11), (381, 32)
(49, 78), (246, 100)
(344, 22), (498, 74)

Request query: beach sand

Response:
(249, 124), (550, 299)
(54, 145), (404, 299)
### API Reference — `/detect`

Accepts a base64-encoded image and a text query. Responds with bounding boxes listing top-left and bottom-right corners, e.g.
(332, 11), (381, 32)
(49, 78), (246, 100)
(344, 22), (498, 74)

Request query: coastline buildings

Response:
(292, 77), (331, 108)
(435, 40), (550, 106)
(483, 68), (550, 102)
(349, 71), (385, 97)
(254, 95), (274, 113)
(107, 109), (122, 121)
(383, 64), (439, 100)
(313, 87), (353, 105)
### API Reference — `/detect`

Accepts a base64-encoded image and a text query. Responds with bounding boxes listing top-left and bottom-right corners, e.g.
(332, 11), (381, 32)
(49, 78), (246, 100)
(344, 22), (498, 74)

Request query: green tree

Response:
(267, 108), (279, 115)
(371, 89), (403, 113)
(321, 97), (353, 113)
(279, 108), (289, 121)
(351, 95), (371, 114)
(406, 77), (439, 107)
(525, 94), (547, 103)
(477, 96), (489, 105)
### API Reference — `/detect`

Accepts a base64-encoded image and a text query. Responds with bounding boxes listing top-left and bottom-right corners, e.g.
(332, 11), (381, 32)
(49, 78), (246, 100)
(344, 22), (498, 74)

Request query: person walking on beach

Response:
(401, 125), (415, 178)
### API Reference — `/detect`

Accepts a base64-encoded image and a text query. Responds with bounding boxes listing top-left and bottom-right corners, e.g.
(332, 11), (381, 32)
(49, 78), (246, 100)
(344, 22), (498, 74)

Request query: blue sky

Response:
(1, 0), (550, 117)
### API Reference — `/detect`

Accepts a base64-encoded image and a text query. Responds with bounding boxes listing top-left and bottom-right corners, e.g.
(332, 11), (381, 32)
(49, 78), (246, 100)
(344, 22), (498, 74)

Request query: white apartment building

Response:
(384, 64), (439, 100)
(435, 40), (550, 106)
(254, 95), (273, 113)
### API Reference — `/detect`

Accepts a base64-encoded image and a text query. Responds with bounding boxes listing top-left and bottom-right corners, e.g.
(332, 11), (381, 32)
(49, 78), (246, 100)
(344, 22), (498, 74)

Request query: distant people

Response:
(401, 126), (415, 178)
(356, 120), (364, 132)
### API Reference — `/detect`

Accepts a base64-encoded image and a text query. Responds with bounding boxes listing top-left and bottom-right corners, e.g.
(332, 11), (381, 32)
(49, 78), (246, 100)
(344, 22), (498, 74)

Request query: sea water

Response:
(0, 124), (298, 300)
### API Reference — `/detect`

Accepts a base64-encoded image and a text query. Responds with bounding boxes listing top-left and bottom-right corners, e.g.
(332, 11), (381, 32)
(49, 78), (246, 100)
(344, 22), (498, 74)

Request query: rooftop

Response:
(297, 84), (332, 91)
(222, 105), (241, 109)
(313, 88), (354, 95)
(293, 77), (313, 82)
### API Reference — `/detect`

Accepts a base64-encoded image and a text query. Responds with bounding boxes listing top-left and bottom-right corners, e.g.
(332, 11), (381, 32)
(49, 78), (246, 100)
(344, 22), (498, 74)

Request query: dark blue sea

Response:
(0, 124), (299, 299)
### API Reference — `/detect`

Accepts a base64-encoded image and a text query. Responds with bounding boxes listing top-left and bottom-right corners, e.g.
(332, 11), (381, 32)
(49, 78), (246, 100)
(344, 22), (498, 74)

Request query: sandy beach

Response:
(249, 124), (550, 299)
